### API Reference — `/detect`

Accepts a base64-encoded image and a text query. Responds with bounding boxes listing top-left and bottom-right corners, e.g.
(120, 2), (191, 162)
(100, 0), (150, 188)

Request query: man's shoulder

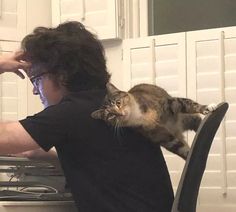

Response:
(38, 89), (106, 119)
(60, 89), (106, 109)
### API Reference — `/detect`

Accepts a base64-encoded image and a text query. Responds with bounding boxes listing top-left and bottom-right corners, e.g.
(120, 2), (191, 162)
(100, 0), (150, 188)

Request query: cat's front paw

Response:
(203, 103), (217, 115)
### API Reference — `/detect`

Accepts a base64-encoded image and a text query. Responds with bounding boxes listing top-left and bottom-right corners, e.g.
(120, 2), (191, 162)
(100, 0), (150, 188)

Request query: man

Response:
(0, 21), (174, 212)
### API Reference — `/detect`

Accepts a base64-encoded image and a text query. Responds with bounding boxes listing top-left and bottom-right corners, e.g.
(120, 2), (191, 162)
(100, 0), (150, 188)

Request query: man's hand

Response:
(0, 51), (31, 79)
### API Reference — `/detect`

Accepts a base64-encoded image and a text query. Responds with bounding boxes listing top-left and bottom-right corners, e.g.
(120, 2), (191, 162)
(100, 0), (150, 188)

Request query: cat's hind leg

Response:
(180, 114), (202, 132)
(160, 136), (190, 160)
(145, 126), (190, 160)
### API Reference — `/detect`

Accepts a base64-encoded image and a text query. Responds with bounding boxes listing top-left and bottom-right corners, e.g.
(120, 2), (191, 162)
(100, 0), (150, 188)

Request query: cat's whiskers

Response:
(112, 119), (124, 143)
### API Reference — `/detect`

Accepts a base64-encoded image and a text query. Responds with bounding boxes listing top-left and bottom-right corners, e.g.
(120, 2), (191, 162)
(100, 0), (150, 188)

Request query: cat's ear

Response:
(91, 109), (104, 120)
(106, 83), (120, 94)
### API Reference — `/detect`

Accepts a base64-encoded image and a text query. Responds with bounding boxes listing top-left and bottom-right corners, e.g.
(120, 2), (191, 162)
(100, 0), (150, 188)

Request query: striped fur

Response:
(91, 83), (216, 160)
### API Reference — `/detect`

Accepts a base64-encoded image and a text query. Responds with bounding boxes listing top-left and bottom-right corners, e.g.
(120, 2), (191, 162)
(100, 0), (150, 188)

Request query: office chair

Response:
(171, 102), (229, 212)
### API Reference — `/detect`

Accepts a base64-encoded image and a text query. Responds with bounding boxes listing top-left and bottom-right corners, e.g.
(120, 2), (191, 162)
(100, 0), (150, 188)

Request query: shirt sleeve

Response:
(19, 102), (71, 152)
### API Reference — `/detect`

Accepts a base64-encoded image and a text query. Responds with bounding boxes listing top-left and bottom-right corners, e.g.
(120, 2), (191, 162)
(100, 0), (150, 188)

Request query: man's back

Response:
(20, 89), (174, 212)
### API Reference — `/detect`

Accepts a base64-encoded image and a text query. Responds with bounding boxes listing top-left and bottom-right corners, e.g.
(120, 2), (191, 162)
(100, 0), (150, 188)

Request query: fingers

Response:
(0, 51), (31, 78)
(4, 61), (30, 79)
(12, 60), (31, 79)
(13, 51), (31, 71)
(18, 60), (31, 70)
(15, 53), (31, 78)
(18, 62), (31, 78)
(14, 51), (25, 61)
(13, 70), (25, 79)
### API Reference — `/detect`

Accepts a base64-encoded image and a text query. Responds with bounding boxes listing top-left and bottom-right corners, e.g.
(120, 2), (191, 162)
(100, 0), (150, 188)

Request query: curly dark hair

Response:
(21, 21), (111, 91)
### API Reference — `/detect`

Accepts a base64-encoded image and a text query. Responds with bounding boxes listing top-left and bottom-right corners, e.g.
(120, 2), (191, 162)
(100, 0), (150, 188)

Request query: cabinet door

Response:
(0, 41), (43, 120)
(123, 33), (186, 95)
(51, 0), (122, 40)
(187, 27), (236, 210)
(0, 0), (26, 41)
(123, 33), (187, 191)
(0, 41), (27, 120)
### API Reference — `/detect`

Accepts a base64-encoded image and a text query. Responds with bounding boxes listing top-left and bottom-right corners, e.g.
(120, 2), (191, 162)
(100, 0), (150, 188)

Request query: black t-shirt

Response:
(20, 89), (174, 212)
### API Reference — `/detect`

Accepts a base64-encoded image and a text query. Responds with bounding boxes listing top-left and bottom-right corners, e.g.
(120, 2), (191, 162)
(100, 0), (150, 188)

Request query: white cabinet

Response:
(122, 26), (236, 211)
(0, 41), (28, 120)
(51, 0), (123, 40)
(0, 0), (27, 41)
(0, 0), (52, 41)
(187, 27), (236, 210)
(123, 33), (186, 96)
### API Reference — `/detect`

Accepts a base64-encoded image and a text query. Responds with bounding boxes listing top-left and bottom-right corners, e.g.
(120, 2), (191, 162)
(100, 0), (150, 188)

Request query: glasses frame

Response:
(29, 72), (48, 89)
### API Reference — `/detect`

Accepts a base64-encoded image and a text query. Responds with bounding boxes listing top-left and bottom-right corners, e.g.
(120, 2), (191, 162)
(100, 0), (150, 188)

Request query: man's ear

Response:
(106, 82), (120, 95)
(91, 109), (104, 119)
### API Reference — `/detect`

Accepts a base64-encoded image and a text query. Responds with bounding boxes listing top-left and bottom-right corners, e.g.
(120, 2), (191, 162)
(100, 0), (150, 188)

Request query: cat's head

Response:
(91, 83), (132, 126)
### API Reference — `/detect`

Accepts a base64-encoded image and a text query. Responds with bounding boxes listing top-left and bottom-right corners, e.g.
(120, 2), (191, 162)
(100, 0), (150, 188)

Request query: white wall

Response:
(26, 0), (52, 115)
(102, 40), (124, 89)
(26, 0), (52, 33)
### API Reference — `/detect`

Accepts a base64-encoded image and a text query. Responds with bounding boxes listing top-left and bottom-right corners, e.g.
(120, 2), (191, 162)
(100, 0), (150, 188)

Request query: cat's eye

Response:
(110, 100), (115, 105)
(116, 100), (121, 107)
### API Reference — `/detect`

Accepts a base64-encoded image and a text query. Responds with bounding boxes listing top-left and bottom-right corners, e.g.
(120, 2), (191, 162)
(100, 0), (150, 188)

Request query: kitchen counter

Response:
(0, 200), (77, 212)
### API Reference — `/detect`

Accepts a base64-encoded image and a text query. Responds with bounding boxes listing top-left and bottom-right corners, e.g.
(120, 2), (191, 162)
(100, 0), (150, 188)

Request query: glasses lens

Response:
(32, 78), (41, 88)
(30, 72), (48, 88)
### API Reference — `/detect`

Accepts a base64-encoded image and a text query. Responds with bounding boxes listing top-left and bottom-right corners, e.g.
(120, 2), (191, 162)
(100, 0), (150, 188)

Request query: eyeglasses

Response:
(30, 72), (48, 88)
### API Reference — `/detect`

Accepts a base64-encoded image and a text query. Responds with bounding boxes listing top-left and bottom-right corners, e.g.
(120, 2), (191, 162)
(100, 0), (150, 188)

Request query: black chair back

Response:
(171, 102), (229, 212)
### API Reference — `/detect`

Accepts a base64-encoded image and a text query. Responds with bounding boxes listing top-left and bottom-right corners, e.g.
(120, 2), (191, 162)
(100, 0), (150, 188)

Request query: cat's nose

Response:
(107, 114), (116, 120)
(114, 105), (120, 110)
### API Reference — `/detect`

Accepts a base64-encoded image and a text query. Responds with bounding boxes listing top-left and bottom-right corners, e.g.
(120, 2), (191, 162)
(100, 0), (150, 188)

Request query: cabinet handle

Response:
(81, 0), (85, 21)
(0, 0), (2, 18)
(219, 31), (227, 196)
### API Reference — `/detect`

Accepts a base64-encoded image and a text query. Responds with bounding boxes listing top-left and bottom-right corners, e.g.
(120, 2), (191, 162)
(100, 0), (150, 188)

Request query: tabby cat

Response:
(91, 83), (216, 160)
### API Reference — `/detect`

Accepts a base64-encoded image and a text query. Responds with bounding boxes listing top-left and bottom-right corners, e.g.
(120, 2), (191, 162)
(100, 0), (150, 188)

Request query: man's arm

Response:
(0, 122), (40, 154)
(13, 148), (58, 160)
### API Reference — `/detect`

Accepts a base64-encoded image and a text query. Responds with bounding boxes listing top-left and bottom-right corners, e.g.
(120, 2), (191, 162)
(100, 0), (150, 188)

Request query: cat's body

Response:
(91, 83), (216, 160)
